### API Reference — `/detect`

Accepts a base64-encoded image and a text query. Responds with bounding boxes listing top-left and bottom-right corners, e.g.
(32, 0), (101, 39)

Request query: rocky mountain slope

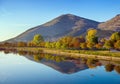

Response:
(6, 14), (99, 42)
(6, 14), (120, 42)
(98, 14), (120, 31)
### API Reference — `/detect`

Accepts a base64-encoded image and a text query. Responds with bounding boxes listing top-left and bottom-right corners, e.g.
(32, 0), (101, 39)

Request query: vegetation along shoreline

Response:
(0, 29), (120, 61)
(0, 47), (120, 62)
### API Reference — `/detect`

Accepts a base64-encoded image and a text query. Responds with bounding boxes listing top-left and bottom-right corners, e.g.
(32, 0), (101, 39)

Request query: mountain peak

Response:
(62, 14), (76, 16)
(116, 14), (120, 17)
(61, 13), (75, 16)
(58, 13), (80, 19)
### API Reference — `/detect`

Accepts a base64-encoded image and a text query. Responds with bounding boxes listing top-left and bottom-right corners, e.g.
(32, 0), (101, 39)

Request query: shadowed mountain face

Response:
(7, 14), (99, 42)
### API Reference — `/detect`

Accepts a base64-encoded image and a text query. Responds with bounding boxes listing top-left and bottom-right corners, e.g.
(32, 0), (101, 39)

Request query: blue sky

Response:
(0, 0), (120, 41)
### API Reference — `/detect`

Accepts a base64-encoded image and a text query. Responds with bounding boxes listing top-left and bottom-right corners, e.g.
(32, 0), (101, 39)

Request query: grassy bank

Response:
(14, 47), (120, 57)
(1, 47), (120, 61)
(62, 50), (120, 57)
(4, 47), (118, 60)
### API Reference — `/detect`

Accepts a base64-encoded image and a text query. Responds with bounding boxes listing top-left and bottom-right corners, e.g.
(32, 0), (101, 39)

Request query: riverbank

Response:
(2, 47), (120, 61)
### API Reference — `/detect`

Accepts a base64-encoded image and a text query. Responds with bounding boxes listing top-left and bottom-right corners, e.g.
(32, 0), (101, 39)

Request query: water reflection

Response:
(0, 48), (120, 74)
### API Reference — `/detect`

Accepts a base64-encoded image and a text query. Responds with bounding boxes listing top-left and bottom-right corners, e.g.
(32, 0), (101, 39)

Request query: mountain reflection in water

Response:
(1, 48), (120, 74)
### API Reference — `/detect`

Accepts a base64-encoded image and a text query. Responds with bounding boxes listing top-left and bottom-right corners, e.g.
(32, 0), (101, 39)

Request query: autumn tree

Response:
(114, 40), (120, 50)
(80, 43), (87, 49)
(104, 40), (113, 50)
(86, 59), (98, 68)
(51, 42), (56, 48)
(38, 42), (45, 47)
(45, 42), (51, 48)
(3, 42), (11, 47)
(55, 41), (62, 49)
(27, 41), (35, 47)
(71, 37), (81, 49)
(61, 44), (67, 49)
(59, 36), (73, 48)
(95, 43), (103, 49)
(86, 29), (98, 44)
(32, 34), (44, 46)
(17, 42), (27, 47)
(110, 32), (120, 42)
(87, 42), (94, 49)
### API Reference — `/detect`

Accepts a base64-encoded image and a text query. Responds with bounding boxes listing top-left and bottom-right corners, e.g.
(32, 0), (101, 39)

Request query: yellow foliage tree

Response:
(86, 29), (98, 44)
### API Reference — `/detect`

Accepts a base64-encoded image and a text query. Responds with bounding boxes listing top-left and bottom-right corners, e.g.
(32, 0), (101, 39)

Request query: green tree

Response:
(59, 36), (73, 48)
(51, 42), (56, 48)
(104, 40), (113, 50)
(86, 29), (98, 44)
(55, 41), (62, 49)
(45, 42), (51, 48)
(61, 44), (67, 49)
(32, 34), (44, 46)
(110, 32), (120, 42)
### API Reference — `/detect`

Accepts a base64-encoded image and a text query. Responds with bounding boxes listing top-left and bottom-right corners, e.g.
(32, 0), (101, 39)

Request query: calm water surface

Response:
(0, 50), (120, 84)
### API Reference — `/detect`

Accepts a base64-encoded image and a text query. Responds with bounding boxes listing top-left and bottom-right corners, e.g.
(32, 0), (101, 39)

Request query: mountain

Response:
(6, 14), (99, 42)
(6, 14), (120, 42)
(98, 14), (120, 31)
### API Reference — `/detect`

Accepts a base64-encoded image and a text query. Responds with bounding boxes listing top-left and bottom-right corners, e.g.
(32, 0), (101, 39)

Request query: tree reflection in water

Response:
(105, 64), (115, 72)
(0, 48), (120, 74)
(114, 66), (120, 74)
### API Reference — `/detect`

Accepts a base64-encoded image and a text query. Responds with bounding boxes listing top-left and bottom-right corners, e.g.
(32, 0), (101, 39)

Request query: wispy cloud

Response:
(0, 7), (12, 16)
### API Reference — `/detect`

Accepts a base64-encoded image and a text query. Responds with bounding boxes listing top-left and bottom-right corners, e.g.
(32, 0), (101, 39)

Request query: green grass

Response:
(62, 50), (120, 57)
(4, 47), (120, 57)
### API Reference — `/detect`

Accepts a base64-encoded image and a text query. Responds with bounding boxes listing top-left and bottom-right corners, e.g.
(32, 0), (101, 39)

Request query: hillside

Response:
(6, 14), (99, 42)
(98, 14), (120, 31)
(5, 14), (120, 43)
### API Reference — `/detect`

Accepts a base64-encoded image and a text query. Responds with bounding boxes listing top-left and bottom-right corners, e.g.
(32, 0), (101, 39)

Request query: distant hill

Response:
(98, 14), (120, 31)
(6, 14), (99, 42)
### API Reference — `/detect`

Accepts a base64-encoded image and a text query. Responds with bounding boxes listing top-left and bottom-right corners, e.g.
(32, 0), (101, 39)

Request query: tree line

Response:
(0, 28), (120, 50)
